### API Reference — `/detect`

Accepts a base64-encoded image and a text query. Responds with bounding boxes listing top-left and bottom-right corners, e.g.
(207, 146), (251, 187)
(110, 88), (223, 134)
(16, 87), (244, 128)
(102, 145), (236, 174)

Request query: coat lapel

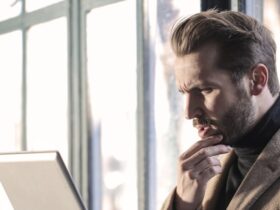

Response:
(228, 130), (280, 209)
(202, 151), (236, 209)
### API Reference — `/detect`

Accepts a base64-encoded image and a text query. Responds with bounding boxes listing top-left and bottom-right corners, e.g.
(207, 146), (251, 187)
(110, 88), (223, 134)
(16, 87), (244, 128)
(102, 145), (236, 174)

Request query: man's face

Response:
(174, 44), (256, 145)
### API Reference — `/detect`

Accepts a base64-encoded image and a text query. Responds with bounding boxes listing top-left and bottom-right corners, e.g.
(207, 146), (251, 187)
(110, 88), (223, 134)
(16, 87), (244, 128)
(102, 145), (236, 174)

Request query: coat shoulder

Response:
(161, 188), (177, 210)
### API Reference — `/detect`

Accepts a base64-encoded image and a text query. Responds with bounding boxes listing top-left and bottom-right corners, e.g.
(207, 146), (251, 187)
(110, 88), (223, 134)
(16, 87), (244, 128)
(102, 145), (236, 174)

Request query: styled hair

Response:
(171, 9), (279, 95)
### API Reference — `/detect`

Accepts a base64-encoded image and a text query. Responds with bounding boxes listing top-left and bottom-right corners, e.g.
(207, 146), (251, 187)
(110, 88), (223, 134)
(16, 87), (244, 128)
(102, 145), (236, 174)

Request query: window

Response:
(26, 18), (68, 163)
(155, 1), (200, 209)
(87, 1), (137, 210)
(0, 0), (69, 162)
(0, 1), (21, 21)
(0, 31), (22, 152)
(26, 0), (63, 12)
(263, 0), (280, 77)
(7, 1), (276, 210)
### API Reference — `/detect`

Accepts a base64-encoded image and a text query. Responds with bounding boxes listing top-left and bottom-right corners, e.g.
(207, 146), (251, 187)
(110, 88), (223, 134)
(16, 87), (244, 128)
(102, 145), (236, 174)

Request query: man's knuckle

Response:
(199, 148), (208, 157)
(208, 167), (215, 174)
(194, 141), (201, 148)
(180, 163), (187, 171)
(208, 165), (220, 175)
(206, 157), (213, 165)
(179, 152), (186, 160)
(177, 162), (183, 171)
(186, 171), (196, 180)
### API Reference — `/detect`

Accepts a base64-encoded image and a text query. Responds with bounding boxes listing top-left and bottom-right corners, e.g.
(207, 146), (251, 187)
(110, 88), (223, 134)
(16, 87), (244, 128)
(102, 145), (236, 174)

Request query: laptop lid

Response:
(0, 151), (87, 210)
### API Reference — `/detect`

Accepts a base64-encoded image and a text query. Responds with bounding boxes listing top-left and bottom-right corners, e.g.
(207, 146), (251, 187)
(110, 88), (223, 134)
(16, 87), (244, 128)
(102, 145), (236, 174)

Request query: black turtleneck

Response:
(218, 95), (280, 209)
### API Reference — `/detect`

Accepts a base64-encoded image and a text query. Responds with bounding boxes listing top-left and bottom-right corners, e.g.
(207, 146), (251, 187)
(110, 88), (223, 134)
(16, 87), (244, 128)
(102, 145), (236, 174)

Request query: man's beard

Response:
(218, 89), (256, 145)
(193, 87), (256, 146)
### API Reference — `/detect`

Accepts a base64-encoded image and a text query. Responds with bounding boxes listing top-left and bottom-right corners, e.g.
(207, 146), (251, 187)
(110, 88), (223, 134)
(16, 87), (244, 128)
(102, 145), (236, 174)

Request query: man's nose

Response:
(184, 93), (202, 119)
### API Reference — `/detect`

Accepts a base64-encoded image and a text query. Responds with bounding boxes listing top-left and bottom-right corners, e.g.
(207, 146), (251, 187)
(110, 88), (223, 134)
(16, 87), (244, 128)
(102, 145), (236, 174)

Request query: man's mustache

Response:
(192, 118), (217, 127)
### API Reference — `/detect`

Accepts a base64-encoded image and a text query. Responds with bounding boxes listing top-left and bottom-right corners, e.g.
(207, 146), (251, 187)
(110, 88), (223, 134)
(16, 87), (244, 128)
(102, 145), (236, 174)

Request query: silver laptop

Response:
(0, 151), (87, 210)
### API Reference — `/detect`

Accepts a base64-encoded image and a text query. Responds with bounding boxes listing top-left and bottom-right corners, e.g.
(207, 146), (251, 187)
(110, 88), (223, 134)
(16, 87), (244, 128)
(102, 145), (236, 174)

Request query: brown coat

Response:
(161, 129), (280, 210)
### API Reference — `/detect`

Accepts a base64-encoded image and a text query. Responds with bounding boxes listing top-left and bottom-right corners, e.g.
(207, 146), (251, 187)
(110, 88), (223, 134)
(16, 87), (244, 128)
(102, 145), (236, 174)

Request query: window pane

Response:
(0, 31), (22, 152)
(26, 18), (68, 165)
(263, 0), (280, 78)
(155, 1), (200, 209)
(26, 0), (63, 12)
(0, 1), (21, 22)
(87, 1), (137, 210)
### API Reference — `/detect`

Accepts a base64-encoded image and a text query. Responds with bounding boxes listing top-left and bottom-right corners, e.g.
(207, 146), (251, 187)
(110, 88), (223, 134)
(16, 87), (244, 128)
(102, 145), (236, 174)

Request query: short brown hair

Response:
(171, 9), (279, 95)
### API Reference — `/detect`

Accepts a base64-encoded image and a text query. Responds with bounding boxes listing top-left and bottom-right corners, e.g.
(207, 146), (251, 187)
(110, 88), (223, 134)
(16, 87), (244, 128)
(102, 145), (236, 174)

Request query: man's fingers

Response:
(180, 144), (231, 171)
(198, 165), (223, 183)
(187, 164), (223, 182)
(180, 135), (223, 160)
(183, 156), (221, 179)
(189, 156), (220, 173)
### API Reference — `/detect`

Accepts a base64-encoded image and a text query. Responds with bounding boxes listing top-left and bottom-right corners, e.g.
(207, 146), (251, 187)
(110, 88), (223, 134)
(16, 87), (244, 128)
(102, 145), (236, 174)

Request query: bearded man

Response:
(162, 9), (280, 210)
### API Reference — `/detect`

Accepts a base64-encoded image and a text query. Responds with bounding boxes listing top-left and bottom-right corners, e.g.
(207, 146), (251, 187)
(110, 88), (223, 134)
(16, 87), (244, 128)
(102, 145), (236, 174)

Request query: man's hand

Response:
(175, 135), (231, 210)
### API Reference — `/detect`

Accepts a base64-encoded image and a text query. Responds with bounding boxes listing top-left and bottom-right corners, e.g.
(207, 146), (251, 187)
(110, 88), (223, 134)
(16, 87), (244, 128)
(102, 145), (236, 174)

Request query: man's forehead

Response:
(174, 44), (220, 69)
(174, 53), (213, 79)
(173, 51), (234, 91)
(174, 53), (200, 75)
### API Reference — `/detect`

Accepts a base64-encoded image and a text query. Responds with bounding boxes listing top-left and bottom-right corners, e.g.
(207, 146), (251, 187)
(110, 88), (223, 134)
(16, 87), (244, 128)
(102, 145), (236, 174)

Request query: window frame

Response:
(0, 1), (126, 210)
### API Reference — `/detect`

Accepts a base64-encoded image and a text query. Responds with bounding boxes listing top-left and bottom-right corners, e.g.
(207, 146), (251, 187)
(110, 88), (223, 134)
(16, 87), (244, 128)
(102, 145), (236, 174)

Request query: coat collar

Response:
(227, 129), (280, 209)
(202, 129), (280, 210)
(202, 151), (235, 209)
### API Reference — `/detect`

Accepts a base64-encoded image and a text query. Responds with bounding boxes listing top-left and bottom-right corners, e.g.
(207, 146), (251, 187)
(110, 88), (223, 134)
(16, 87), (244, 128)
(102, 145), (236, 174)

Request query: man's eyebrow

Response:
(178, 88), (185, 94)
(178, 81), (198, 93)
(178, 81), (217, 93)
(178, 87), (199, 94)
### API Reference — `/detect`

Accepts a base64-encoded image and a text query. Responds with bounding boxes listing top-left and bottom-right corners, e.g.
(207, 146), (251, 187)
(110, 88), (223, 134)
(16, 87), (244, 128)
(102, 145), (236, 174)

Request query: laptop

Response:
(0, 151), (87, 210)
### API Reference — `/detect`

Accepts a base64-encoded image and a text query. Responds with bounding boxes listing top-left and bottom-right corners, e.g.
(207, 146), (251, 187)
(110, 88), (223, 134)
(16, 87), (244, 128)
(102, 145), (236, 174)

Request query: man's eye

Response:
(201, 88), (213, 94)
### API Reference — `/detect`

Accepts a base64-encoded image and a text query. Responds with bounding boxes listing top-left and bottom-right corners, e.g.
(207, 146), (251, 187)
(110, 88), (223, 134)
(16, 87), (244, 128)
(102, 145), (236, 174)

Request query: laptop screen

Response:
(0, 151), (86, 210)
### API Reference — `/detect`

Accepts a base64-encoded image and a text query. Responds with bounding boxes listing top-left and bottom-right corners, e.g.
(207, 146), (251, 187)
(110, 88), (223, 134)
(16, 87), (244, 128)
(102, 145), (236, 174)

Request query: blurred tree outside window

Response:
(155, 1), (200, 209)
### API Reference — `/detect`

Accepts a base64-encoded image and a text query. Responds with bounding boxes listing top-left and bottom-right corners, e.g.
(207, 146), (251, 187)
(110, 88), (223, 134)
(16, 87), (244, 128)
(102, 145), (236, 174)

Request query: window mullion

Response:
(21, 0), (27, 151)
(136, 0), (157, 209)
(67, 0), (89, 207)
(0, 2), (66, 35)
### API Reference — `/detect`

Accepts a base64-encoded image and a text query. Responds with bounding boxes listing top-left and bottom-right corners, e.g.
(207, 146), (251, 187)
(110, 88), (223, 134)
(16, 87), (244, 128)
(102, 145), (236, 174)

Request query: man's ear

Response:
(249, 64), (268, 95)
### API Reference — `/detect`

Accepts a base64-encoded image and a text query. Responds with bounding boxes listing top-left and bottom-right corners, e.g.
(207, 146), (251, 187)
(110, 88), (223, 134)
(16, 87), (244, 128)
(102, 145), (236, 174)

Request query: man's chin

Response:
(198, 128), (221, 140)
(199, 132), (234, 146)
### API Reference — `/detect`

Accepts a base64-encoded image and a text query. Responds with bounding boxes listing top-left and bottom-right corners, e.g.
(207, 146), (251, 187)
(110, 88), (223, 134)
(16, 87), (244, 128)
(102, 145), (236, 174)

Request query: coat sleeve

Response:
(161, 188), (204, 210)
(161, 188), (177, 210)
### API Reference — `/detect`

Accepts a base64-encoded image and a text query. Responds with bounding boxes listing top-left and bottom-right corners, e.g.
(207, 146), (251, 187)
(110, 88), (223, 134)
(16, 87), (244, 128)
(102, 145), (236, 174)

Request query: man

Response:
(162, 9), (280, 210)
